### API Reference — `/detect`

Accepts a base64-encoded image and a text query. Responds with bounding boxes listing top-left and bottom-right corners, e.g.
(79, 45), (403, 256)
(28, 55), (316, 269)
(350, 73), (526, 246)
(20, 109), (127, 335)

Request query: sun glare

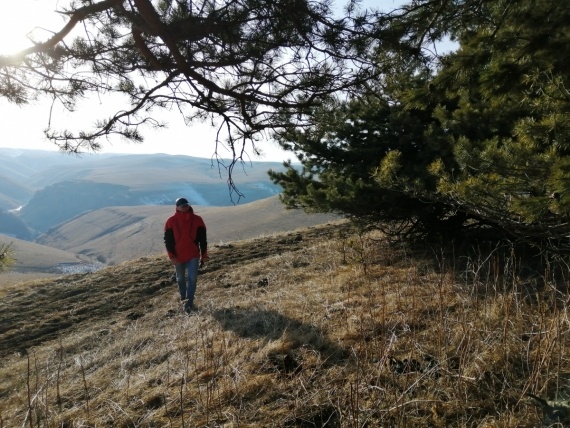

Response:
(0, 1), (62, 55)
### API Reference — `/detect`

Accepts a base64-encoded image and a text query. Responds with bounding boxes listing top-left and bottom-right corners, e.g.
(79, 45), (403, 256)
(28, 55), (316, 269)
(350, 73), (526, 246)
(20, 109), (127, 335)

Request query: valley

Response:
(0, 148), (337, 286)
(0, 196), (338, 286)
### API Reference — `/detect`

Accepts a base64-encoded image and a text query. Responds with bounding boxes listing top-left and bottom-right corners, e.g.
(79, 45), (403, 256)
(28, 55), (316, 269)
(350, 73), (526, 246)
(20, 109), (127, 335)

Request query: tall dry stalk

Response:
(56, 337), (64, 412)
(348, 380), (360, 428)
(77, 356), (91, 422)
(26, 354), (33, 428)
(179, 376), (186, 428)
(163, 355), (174, 428)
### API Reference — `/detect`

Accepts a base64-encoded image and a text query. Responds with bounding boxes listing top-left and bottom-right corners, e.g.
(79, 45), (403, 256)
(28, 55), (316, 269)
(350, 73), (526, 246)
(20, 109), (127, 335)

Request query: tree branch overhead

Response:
(0, 0), (378, 160)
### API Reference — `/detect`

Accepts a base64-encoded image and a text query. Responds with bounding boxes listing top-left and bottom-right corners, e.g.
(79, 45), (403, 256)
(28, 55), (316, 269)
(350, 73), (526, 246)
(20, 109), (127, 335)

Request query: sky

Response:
(0, 0), (407, 162)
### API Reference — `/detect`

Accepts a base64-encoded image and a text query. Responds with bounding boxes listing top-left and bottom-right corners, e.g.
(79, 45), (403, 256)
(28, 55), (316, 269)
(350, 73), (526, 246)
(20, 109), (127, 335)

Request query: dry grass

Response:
(1, 221), (569, 427)
(1, 196), (338, 278)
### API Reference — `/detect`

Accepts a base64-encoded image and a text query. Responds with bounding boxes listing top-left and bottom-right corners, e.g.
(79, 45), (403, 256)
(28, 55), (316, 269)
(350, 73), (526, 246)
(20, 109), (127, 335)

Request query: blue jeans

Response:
(175, 258), (199, 307)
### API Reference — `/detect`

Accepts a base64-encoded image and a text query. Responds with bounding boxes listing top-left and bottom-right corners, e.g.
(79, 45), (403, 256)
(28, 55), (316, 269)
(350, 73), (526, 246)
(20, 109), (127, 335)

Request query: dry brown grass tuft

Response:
(1, 221), (569, 427)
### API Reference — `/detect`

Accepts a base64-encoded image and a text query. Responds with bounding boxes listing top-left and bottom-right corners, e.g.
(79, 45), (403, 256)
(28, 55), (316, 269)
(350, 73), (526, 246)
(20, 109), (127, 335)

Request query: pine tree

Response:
(270, 0), (570, 250)
(422, 0), (570, 246)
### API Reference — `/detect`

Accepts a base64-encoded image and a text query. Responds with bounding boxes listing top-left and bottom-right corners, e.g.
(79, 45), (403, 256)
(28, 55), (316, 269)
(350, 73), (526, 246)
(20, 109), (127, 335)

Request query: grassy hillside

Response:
(36, 196), (338, 266)
(2, 196), (337, 286)
(0, 236), (91, 271)
(0, 222), (566, 427)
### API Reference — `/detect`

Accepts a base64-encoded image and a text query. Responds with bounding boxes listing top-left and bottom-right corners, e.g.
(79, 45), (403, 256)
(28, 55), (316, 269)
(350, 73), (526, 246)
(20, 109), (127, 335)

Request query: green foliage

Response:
(425, 0), (570, 245)
(0, 242), (16, 274)
(271, 0), (570, 250)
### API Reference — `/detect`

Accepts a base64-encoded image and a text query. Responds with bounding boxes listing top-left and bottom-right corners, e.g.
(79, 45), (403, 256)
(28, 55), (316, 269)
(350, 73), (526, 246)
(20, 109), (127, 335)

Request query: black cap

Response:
(175, 197), (190, 207)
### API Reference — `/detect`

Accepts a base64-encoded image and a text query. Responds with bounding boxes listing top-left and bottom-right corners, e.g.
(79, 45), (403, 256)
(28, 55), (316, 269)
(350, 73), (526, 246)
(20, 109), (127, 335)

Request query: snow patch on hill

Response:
(53, 262), (105, 274)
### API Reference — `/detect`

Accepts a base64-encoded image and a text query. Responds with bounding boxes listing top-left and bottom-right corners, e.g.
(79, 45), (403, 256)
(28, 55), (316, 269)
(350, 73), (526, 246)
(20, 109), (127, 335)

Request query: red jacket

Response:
(164, 208), (208, 263)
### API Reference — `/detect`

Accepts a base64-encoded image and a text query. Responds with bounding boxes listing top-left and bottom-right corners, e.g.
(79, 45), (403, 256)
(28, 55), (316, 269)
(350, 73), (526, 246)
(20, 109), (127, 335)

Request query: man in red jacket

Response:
(164, 197), (209, 313)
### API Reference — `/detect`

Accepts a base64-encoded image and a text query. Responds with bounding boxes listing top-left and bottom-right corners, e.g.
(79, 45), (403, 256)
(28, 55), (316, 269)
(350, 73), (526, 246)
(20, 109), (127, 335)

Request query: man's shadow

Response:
(212, 307), (347, 366)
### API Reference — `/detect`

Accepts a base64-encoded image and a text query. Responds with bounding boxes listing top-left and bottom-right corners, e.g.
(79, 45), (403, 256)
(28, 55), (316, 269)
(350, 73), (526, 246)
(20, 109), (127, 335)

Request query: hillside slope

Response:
(0, 210), (33, 240)
(0, 148), (289, 233)
(0, 172), (34, 210)
(0, 222), (560, 427)
(1, 196), (338, 286)
(0, 235), (92, 272)
(37, 195), (338, 266)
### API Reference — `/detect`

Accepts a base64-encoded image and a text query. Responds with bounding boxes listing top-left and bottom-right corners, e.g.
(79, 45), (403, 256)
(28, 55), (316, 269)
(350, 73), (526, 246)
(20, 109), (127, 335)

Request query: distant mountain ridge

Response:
(0, 148), (289, 237)
(0, 148), (326, 288)
(0, 210), (33, 240)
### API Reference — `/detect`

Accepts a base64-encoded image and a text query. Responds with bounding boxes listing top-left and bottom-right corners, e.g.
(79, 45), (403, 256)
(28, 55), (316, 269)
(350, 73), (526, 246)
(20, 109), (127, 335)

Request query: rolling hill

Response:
(1, 196), (338, 286)
(0, 148), (290, 235)
(36, 196), (339, 266)
(0, 235), (92, 280)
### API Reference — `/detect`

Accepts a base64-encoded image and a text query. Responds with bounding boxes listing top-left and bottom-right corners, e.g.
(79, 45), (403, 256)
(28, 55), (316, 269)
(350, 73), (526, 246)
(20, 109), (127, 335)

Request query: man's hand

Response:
(169, 257), (179, 265)
(200, 255), (209, 268)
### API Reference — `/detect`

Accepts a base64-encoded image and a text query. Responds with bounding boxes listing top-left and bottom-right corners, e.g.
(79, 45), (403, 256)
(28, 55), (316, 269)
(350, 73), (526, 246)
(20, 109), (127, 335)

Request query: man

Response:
(164, 197), (208, 312)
